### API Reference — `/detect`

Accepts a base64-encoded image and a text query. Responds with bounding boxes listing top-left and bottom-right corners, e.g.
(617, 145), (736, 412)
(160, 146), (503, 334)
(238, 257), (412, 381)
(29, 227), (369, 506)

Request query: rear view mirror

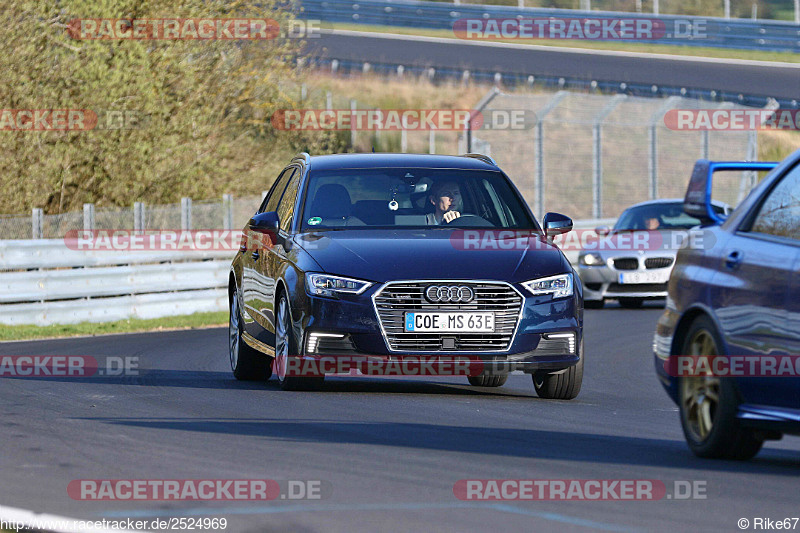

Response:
(595, 225), (611, 236)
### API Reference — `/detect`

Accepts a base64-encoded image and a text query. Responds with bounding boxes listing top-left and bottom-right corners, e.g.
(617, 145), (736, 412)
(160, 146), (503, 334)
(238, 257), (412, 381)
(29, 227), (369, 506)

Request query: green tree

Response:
(0, 0), (330, 214)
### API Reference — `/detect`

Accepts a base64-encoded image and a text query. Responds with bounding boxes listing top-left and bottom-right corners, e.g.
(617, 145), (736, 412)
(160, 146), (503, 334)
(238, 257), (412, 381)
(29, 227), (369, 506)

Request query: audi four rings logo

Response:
(425, 285), (475, 303)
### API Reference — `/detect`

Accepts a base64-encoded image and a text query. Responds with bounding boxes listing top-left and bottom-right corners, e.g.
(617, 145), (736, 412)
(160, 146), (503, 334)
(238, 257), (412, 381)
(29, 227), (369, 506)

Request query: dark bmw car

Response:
(229, 153), (583, 397)
(654, 154), (800, 460)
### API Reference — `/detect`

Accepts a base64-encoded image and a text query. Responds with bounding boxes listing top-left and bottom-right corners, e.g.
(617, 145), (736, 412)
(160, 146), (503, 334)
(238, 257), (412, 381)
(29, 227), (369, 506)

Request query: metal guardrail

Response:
(0, 240), (232, 270)
(0, 240), (233, 326)
(0, 219), (612, 326)
(301, 0), (800, 52)
(311, 57), (796, 109)
(0, 289), (228, 327)
(0, 261), (230, 304)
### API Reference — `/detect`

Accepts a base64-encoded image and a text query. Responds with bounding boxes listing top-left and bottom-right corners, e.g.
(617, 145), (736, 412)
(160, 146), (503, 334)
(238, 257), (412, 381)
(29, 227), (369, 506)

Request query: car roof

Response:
(307, 153), (499, 171)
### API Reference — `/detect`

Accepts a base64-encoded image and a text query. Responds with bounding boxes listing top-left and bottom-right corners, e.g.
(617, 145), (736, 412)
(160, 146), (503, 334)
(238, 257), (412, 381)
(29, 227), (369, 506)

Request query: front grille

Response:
(373, 281), (523, 352)
(612, 258), (639, 270)
(606, 282), (668, 294)
(645, 257), (674, 269)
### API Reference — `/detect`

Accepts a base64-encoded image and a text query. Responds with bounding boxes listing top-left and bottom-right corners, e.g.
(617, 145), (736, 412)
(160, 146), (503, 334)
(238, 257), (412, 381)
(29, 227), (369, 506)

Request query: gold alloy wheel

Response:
(680, 329), (721, 442)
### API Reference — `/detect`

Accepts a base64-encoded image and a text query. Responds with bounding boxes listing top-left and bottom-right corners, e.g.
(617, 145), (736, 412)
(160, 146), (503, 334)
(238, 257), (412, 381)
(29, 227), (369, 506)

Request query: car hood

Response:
(294, 229), (570, 283)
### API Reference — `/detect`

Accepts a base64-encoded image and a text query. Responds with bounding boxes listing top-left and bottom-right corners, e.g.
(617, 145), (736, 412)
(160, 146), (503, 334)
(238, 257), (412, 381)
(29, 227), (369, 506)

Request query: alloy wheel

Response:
(275, 297), (289, 381)
(680, 329), (720, 441)
(229, 292), (240, 371)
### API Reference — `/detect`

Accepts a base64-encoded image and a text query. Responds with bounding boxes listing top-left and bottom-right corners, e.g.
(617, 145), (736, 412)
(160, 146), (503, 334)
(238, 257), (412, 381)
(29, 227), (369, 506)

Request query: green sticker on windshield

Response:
(308, 216), (322, 226)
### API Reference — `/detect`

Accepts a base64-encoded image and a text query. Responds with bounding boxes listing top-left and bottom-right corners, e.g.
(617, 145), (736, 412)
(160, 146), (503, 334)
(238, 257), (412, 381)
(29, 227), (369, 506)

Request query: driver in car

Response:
(644, 216), (661, 230)
(426, 181), (462, 225)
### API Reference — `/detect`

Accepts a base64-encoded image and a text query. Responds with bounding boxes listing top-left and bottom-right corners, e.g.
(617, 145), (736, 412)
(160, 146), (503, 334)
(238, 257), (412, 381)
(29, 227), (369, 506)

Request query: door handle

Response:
(251, 251), (259, 261)
(724, 250), (742, 270)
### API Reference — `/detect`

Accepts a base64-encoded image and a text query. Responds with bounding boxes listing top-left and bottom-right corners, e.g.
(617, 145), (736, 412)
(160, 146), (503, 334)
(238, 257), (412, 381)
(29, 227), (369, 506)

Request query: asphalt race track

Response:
(1, 303), (798, 533)
(305, 30), (800, 102)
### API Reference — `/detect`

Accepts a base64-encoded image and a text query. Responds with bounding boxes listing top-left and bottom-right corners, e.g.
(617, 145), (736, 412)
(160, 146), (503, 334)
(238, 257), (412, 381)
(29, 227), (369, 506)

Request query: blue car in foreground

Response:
(654, 152), (800, 459)
(229, 153), (583, 397)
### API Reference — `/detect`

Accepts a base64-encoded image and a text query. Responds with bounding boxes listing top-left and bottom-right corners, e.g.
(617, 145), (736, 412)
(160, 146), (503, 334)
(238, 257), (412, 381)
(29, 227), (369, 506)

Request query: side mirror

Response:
(248, 211), (280, 233)
(244, 211), (281, 250)
(595, 225), (611, 236)
(543, 212), (573, 240)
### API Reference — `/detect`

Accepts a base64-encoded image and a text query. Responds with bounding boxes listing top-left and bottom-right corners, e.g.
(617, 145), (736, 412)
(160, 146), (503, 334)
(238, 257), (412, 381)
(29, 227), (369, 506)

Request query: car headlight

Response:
(579, 252), (604, 266)
(522, 273), (573, 299)
(306, 273), (372, 298)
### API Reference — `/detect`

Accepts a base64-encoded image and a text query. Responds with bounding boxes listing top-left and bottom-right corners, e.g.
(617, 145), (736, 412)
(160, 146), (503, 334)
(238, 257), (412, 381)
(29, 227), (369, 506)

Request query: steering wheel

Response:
(443, 214), (494, 227)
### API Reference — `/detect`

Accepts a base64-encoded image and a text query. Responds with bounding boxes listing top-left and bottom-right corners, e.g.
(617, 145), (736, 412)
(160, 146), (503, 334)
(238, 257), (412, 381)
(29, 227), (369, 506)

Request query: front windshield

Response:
(299, 168), (537, 231)
(614, 202), (724, 231)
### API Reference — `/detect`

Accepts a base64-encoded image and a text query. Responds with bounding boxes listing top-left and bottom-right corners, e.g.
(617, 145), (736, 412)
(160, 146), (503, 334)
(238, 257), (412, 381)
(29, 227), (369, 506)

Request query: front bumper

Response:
(577, 264), (669, 301)
(297, 284), (582, 374)
(653, 306), (681, 404)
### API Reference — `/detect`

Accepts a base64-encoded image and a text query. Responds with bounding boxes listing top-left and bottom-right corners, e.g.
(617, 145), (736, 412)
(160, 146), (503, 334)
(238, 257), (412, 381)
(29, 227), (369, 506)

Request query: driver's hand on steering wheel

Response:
(443, 211), (461, 223)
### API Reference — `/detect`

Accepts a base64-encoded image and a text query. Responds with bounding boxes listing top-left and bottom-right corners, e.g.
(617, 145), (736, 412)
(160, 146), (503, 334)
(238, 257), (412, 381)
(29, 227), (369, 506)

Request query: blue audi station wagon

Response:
(229, 153), (583, 397)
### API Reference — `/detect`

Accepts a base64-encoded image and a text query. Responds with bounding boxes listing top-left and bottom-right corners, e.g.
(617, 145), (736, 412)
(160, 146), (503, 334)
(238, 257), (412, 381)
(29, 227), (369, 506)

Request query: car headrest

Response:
(309, 184), (352, 219)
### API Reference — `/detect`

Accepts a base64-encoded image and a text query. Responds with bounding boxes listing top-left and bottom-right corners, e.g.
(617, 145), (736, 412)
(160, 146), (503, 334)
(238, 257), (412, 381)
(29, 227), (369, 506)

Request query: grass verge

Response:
(327, 22), (800, 64)
(0, 311), (228, 342)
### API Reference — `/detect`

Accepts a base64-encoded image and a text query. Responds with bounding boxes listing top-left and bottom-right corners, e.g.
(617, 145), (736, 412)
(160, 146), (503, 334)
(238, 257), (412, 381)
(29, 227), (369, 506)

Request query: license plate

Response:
(404, 312), (495, 333)
(618, 270), (671, 284)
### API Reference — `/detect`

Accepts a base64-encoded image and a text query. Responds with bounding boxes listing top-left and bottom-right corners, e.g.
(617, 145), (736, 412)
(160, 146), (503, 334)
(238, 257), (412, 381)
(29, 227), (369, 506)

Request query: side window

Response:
(259, 168), (295, 214)
(276, 170), (303, 232)
(749, 164), (800, 242)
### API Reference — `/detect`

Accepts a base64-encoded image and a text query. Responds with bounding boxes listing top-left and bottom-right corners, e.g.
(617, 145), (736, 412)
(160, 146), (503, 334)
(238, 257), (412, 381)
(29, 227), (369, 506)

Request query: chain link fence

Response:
(342, 88), (759, 220)
(0, 195), (264, 240)
(461, 89), (759, 220)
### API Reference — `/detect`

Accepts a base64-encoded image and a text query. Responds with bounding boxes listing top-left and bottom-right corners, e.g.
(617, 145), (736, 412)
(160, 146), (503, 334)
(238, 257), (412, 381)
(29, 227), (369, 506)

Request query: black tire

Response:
(584, 299), (605, 309)
(229, 289), (272, 381)
(532, 339), (583, 400)
(618, 298), (644, 309)
(467, 374), (508, 387)
(677, 315), (763, 460)
(274, 292), (324, 391)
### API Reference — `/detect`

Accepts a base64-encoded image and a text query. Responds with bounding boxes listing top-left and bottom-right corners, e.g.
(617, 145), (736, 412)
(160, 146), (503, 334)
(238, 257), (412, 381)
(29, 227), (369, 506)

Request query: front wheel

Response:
(274, 293), (324, 391)
(531, 339), (584, 400)
(677, 316), (763, 460)
(229, 290), (271, 381)
(532, 340), (583, 400)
